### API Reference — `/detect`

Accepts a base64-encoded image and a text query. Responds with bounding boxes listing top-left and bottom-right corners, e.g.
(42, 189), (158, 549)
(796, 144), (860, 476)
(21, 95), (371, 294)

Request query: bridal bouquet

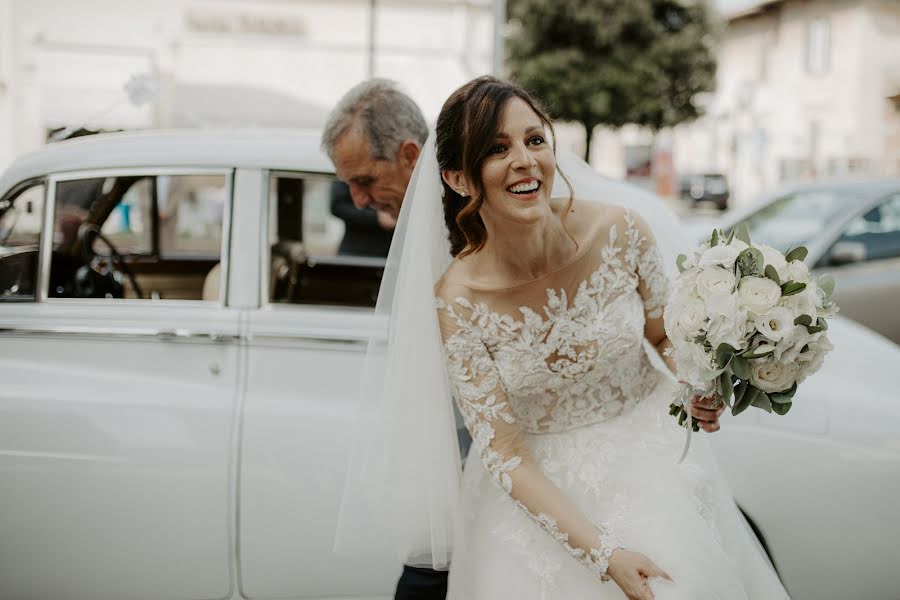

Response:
(664, 225), (838, 430)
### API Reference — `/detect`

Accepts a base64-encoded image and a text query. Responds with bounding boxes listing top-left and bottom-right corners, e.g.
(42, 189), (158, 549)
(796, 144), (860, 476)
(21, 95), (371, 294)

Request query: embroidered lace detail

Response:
(435, 211), (666, 583)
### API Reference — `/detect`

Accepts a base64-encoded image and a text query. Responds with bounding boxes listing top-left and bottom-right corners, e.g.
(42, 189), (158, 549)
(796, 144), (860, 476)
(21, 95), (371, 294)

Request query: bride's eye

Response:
(528, 136), (546, 146)
(488, 144), (507, 155)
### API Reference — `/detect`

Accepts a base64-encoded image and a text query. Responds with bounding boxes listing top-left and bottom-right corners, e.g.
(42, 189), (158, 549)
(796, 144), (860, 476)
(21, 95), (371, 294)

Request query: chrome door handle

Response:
(156, 329), (240, 343)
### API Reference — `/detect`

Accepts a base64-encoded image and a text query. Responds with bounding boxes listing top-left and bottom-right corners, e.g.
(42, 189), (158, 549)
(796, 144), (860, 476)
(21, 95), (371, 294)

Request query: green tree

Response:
(506, 0), (717, 161)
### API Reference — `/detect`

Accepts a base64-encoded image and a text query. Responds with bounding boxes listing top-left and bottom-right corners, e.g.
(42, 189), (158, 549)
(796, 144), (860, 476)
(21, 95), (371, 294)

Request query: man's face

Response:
(331, 126), (418, 228)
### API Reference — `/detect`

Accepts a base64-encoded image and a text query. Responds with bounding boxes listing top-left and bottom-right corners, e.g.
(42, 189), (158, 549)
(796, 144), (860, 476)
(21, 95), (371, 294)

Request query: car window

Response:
(738, 189), (852, 252)
(100, 177), (153, 255)
(267, 174), (388, 308)
(157, 175), (226, 258)
(833, 193), (900, 262)
(0, 182), (45, 300)
(49, 173), (228, 301)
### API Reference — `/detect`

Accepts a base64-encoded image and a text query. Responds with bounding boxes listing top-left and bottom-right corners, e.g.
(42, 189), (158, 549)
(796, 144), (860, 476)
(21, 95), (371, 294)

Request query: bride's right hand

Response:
(606, 548), (673, 600)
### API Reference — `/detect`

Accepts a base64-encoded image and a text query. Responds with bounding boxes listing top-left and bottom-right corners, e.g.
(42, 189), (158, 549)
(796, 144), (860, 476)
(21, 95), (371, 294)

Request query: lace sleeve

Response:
(435, 297), (622, 581)
(623, 209), (669, 321)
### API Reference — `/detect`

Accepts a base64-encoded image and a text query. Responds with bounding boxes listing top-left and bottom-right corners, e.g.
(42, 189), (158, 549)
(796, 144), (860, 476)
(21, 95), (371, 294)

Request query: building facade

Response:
(0, 0), (500, 171)
(673, 0), (900, 208)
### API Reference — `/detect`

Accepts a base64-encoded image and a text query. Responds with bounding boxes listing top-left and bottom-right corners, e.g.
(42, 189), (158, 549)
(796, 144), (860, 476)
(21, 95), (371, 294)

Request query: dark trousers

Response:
(394, 564), (448, 600)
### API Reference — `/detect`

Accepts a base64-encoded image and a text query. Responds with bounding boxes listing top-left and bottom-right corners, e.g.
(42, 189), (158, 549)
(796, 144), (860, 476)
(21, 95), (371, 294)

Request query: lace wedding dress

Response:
(435, 207), (789, 599)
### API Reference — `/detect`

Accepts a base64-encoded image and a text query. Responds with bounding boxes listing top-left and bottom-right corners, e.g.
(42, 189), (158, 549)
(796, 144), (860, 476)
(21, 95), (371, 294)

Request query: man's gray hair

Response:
(321, 79), (428, 161)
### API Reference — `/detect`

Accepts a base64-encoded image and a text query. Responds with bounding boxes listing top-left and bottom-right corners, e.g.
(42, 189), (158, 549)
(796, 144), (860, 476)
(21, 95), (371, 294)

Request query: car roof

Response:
(774, 178), (900, 200)
(0, 129), (335, 196)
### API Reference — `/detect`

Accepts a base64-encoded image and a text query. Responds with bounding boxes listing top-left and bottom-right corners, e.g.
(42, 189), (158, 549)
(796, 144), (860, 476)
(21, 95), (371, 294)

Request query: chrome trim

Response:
(246, 333), (368, 350)
(0, 325), (241, 343)
(38, 176), (58, 302)
(50, 166), (233, 182)
(219, 170), (235, 307)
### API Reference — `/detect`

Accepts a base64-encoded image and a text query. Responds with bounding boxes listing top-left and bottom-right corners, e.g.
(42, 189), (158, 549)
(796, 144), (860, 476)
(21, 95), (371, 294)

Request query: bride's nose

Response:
(509, 143), (537, 170)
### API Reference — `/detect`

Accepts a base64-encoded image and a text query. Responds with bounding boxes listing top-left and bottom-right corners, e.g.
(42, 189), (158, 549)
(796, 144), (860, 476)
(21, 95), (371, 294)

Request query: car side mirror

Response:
(827, 241), (867, 266)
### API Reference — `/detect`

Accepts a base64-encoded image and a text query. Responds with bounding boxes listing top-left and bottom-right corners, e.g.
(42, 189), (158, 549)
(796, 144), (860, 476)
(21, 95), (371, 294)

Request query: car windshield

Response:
(737, 189), (855, 251)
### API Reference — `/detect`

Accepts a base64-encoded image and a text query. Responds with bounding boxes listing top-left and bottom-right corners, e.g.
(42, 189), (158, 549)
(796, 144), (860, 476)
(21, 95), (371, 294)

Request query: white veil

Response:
(334, 135), (689, 569)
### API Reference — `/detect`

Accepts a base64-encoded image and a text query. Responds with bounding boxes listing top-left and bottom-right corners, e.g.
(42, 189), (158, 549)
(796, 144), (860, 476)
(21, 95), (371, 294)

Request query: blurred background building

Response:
(1, 0), (899, 210)
(671, 0), (900, 209)
(0, 0), (500, 171)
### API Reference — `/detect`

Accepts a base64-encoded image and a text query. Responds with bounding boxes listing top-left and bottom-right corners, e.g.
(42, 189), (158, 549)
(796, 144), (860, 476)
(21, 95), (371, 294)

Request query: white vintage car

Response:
(0, 131), (898, 600)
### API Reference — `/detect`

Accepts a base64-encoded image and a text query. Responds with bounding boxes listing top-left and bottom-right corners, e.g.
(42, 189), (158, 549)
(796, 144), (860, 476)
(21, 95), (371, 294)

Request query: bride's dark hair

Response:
(436, 76), (573, 258)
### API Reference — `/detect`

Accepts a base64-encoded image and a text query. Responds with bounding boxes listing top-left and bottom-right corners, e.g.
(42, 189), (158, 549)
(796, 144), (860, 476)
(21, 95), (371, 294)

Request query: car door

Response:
(816, 192), (900, 344)
(0, 169), (240, 600)
(239, 171), (399, 599)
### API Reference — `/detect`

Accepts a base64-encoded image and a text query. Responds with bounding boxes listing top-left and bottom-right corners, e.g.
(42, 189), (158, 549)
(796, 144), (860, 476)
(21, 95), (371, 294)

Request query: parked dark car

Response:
(679, 173), (730, 210)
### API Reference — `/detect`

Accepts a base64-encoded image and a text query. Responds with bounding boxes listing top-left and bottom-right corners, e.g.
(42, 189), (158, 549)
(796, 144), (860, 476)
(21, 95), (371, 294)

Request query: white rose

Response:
(704, 293), (749, 350)
(781, 287), (817, 322)
(695, 267), (736, 300)
(797, 334), (834, 377)
(707, 312), (749, 351)
(738, 277), (782, 314)
(786, 260), (809, 284)
(672, 341), (719, 387)
(669, 297), (708, 337)
(754, 306), (796, 342)
(749, 358), (801, 393)
(753, 243), (789, 279)
(699, 244), (741, 269)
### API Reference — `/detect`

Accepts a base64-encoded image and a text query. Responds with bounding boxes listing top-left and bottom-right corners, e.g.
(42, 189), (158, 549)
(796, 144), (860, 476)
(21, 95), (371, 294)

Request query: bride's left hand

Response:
(690, 394), (725, 433)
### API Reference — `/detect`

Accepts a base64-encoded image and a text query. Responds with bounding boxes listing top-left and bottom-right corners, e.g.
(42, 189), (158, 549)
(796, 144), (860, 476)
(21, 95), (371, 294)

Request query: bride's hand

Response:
(606, 548), (672, 600)
(691, 393), (726, 433)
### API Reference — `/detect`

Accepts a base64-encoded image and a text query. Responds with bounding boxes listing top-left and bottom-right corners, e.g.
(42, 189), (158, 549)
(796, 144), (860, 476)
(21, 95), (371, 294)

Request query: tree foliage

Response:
(506, 0), (718, 160)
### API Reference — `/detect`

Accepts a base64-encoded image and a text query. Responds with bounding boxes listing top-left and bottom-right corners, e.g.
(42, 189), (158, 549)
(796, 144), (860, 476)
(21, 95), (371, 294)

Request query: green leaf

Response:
(751, 391), (773, 413)
(764, 265), (781, 285)
(780, 281), (807, 297)
(676, 253), (688, 273)
(726, 227), (736, 244)
(735, 223), (751, 245)
(794, 314), (813, 327)
(731, 355), (751, 380)
(771, 401), (792, 415)
(733, 379), (748, 404)
(715, 343), (736, 369)
(785, 246), (809, 262)
(732, 384), (758, 416)
(806, 317), (829, 334)
(719, 371), (734, 407)
(769, 382), (797, 405)
(736, 247), (764, 278)
(711, 229), (719, 247)
(818, 274), (836, 296)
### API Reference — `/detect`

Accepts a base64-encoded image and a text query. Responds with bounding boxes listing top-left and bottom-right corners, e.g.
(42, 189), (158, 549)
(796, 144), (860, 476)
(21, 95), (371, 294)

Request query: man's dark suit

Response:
(329, 181), (393, 257)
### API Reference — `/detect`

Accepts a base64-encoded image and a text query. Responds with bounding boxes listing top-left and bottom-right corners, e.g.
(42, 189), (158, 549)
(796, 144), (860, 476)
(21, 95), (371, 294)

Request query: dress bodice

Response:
(436, 210), (666, 435)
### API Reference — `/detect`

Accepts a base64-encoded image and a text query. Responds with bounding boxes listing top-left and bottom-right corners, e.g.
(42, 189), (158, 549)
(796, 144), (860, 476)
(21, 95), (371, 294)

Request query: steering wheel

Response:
(77, 223), (144, 299)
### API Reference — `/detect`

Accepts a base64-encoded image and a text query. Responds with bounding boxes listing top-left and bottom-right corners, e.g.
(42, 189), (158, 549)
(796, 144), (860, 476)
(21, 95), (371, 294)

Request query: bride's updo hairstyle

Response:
(436, 76), (573, 258)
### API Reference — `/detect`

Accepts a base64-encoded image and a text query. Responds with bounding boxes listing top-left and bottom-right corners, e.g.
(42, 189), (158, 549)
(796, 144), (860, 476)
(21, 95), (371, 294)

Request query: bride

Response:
(337, 76), (789, 600)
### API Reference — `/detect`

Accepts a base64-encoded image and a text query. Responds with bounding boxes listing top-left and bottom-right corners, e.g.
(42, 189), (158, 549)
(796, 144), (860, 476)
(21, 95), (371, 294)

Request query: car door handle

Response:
(156, 329), (241, 343)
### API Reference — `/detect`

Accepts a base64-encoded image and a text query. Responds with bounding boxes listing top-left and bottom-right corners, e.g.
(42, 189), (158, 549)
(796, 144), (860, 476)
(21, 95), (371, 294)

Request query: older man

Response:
(322, 79), (428, 232)
(322, 79), (445, 600)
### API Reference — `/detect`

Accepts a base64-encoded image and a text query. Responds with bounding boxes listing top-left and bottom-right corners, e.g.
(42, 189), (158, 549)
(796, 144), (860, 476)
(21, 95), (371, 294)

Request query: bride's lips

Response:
(505, 178), (542, 200)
